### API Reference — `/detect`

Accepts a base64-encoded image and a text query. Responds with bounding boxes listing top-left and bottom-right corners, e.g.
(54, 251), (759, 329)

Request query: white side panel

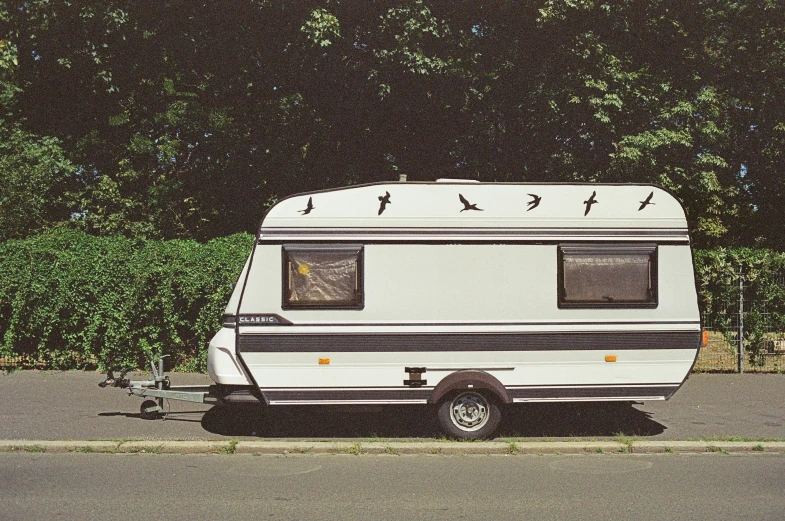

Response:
(241, 349), (697, 389)
(228, 241), (700, 397)
(239, 244), (698, 325)
(207, 327), (250, 385)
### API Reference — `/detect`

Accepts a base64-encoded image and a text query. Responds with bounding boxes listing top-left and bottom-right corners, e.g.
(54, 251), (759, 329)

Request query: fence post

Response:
(738, 266), (744, 374)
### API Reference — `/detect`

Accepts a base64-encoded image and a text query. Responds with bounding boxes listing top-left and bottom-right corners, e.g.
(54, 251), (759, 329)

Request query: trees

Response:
(0, 1), (783, 247)
(0, 4), (75, 241)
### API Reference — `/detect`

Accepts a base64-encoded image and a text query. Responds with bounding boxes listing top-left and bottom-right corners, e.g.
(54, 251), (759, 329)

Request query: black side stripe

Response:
(263, 388), (432, 402)
(258, 385), (678, 403)
(508, 385), (677, 400)
(237, 331), (700, 353)
(260, 227), (688, 236)
(237, 319), (701, 328)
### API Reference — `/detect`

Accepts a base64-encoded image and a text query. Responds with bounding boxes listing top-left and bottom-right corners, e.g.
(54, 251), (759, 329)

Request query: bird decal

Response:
(638, 191), (655, 211)
(583, 191), (598, 216)
(527, 194), (542, 211)
(298, 197), (314, 215)
(378, 191), (391, 215)
(459, 193), (483, 212)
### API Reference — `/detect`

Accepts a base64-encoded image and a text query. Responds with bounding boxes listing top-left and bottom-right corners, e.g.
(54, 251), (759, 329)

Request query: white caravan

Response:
(207, 180), (704, 438)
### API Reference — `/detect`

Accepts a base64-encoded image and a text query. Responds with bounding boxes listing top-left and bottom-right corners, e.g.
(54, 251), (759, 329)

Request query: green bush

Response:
(0, 229), (253, 371)
(694, 248), (785, 363)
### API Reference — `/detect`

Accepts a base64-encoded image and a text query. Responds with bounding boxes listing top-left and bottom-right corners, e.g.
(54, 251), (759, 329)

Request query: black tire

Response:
(139, 399), (161, 420)
(437, 390), (501, 440)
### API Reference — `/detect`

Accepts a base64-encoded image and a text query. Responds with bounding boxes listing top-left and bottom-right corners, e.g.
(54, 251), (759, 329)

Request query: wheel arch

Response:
(428, 370), (511, 405)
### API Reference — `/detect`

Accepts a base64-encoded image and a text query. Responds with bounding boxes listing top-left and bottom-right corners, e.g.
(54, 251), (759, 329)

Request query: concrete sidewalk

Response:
(3, 370), (785, 446)
(2, 439), (785, 455)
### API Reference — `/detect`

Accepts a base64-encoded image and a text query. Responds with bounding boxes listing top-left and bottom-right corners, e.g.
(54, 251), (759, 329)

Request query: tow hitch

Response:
(99, 355), (216, 419)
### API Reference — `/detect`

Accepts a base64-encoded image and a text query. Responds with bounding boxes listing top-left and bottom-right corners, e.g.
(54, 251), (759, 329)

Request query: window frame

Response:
(557, 243), (658, 309)
(281, 243), (365, 310)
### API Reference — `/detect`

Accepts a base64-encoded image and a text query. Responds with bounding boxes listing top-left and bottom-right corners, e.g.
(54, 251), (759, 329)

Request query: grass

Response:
(506, 441), (519, 455)
(219, 439), (239, 455)
(384, 446), (400, 455)
(74, 445), (122, 454)
(346, 442), (363, 456)
(752, 444), (765, 452)
(9, 445), (46, 453)
(616, 434), (636, 453)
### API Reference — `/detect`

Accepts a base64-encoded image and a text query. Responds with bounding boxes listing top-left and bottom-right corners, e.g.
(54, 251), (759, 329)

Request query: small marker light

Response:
(605, 355), (617, 363)
(701, 330), (709, 347)
(319, 358), (330, 365)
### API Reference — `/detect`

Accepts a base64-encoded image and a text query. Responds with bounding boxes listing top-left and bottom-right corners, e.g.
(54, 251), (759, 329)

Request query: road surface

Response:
(1, 452), (783, 521)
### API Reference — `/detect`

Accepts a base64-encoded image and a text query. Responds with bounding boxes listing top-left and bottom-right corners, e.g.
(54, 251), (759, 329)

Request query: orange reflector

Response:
(605, 355), (617, 363)
(701, 330), (709, 347)
(318, 358), (330, 365)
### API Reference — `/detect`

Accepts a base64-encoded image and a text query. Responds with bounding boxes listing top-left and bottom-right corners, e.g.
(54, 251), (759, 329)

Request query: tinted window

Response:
(559, 244), (657, 308)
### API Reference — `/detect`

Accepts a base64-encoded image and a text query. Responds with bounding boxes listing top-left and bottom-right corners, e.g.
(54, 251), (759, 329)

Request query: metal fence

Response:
(695, 272), (785, 373)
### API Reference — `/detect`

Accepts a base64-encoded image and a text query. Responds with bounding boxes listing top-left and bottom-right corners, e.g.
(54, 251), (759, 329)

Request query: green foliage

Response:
(0, 229), (253, 371)
(0, 124), (76, 241)
(302, 8), (341, 48)
(0, 1), (784, 248)
(694, 248), (785, 362)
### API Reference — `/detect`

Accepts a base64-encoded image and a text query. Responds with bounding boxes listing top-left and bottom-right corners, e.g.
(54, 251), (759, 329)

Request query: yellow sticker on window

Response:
(298, 263), (310, 275)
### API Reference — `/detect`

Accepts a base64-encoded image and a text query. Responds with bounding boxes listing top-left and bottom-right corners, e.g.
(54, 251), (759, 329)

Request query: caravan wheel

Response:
(437, 390), (500, 440)
(139, 399), (162, 420)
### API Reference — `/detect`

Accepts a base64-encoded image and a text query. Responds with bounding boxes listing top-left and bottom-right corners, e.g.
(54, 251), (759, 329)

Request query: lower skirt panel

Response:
(255, 384), (679, 405)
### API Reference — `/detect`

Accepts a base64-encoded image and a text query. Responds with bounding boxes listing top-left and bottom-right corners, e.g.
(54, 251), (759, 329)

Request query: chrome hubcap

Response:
(450, 392), (489, 431)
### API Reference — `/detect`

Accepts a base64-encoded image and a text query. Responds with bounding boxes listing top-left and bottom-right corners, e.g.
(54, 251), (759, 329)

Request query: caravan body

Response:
(207, 181), (702, 438)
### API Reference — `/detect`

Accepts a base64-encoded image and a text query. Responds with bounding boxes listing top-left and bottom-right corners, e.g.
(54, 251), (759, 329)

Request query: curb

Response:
(2, 440), (784, 455)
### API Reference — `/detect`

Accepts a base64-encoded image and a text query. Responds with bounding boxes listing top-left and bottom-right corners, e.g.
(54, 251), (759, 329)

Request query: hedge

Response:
(1, 230), (784, 371)
(0, 229), (253, 371)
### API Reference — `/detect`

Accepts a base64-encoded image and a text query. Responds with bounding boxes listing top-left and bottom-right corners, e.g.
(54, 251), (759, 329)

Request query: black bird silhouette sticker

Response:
(583, 191), (598, 216)
(378, 191), (391, 215)
(527, 194), (542, 211)
(638, 191), (655, 211)
(298, 197), (314, 215)
(459, 194), (483, 212)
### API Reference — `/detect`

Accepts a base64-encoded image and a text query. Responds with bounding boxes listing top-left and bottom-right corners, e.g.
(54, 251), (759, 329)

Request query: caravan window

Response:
(282, 244), (363, 309)
(558, 244), (657, 308)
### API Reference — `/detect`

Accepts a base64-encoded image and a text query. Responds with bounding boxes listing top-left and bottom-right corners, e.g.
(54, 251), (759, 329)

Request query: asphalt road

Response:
(2, 452), (784, 521)
(2, 370), (785, 441)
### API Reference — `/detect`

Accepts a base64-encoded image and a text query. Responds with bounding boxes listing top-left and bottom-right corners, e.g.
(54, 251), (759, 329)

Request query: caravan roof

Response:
(260, 182), (689, 243)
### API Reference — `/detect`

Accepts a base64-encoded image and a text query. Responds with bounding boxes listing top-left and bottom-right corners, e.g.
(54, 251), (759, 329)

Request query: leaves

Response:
(0, 229), (253, 371)
(0, 1), (782, 247)
(0, 124), (76, 241)
(302, 8), (341, 47)
(695, 248), (785, 359)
